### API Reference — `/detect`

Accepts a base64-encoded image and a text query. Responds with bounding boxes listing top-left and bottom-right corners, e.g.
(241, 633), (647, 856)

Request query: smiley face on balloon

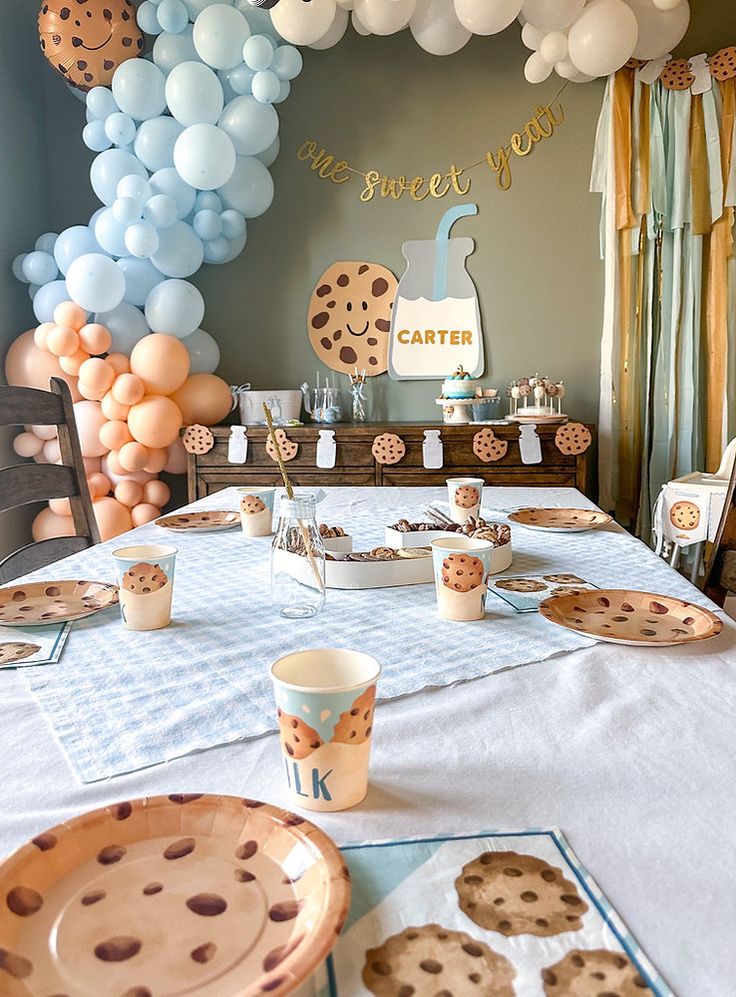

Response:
(38, 0), (143, 91)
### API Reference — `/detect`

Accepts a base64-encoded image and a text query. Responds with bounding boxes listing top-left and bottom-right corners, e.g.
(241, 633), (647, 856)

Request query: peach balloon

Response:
(115, 479), (143, 508)
(77, 380), (107, 402)
(131, 503), (161, 527)
(128, 395), (182, 449)
(5, 330), (82, 401)
(119, 440), (150, 472)
(33, 322), (55, 350)
(130, 333), (190, 396)
(106, 352), (131, 375)
(59, 348), (90, 376)
(99, 419), (133, 452)
(93, 496), (133, 541)
(72, 400), (108, 457)
(83, 456), (101, 475)
(31, 424), (57, 441)
(112, 372), (145, 406)
(101, 454), (155, 487)
(33, 451), (49, 464)
(164, 437), (188, 475)
(13, 431), (44, 458)
(43, 439), (61, 463)
(143, 447), (168, 473)
(88, 471), (112, 498)
(79, 357), (115, 393)
(32, 506), (75, 542)
(53, 301), (87, 331)
(49, 497), (72, 517)
(142, 479), (170, 508)
(78, 323), (112, 356)
(105, 450), (126, 476)
(101, 391), (130, 422)
(171, 374), (233, 426)
(46, 325), (80, 358)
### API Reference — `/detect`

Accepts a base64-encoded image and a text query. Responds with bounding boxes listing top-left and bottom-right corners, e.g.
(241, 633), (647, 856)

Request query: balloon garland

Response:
(8, 0), (692, 543)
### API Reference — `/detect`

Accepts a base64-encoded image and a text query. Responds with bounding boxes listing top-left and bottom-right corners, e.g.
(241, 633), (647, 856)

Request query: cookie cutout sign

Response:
(308, 261), (397, 376)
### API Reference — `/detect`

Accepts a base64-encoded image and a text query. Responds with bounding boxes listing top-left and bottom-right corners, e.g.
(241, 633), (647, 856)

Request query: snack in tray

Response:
(346, 548), (402, 562)
(456, 850), (589, 936)
(495, 578), (547, 593)
(397, 546), (432, 558)
(362, 923), (516, 997)
(319, 524), (347, 538)
(392, 519), (445, 533)
(391, 515), (511, 547)
(541, 948), (652, 996)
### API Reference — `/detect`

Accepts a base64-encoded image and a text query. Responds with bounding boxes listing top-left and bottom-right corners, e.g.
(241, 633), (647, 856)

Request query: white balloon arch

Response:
(7, 0), (690, 541)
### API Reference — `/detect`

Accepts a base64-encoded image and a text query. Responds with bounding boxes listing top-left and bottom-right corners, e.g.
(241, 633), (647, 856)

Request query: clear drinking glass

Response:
(271, 493), (326, 618)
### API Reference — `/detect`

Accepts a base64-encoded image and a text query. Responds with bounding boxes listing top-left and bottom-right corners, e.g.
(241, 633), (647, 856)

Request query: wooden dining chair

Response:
(0, 377), (100, 582)
(702, 457), (736, 608)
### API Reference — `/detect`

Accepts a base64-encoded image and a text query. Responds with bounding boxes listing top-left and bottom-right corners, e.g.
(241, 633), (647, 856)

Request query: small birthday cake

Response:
(442, 365), (480, 399)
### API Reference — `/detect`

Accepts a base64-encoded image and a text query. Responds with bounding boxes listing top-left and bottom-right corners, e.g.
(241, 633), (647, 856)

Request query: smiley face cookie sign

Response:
(308, 261), (398, 376)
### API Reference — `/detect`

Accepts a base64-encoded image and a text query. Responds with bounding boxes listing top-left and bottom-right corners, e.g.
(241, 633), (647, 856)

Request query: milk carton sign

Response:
(389, 204), (485, 380)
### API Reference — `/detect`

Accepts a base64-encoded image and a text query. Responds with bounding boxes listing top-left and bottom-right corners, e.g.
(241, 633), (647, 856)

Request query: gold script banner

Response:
(296, 94), (566, 203)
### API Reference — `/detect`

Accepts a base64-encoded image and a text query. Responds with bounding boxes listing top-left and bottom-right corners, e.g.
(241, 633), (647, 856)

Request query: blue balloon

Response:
(54, 226), (101, 276)
(95, 301), (151, 353)
(118, 257), (165, 307)
(221, 229), (247, 264)
(195, 191), (222, 212)
(87, 86), (119, 121)
(270, 44), (303, 81)
(66, 254), (126, 313)
(220, 64), (255, 96)
(220, 208), (246, 238)
(255, 134), (279, 167)
(12, 254), (28, 282)
(193, 208), (223, 241)
(218, 155), (273, 218)
(274, 79), (290, 104)
(22, 251), (59, 286)
(83, 121), (113, 152)
(153, 25), (201, 74)
(186, 0), (237, 19)
(145, 278), (205, 338)
(112, 196), (143, 225)
(133, 116), (184, 173)
(251, 69), (280, 104)
(234, 2), (280, 41)
(203, 235), (230, 263)
(105, 112), (137, 147)
(117, 174), (153, 204)
(157, 0), (189, 34)
(28, 284), (40, 301)
(243, 35), (273, 71)
(35, 232), (59, 255)
(33, 280), (72, 324)
(94, 208), (129, 257)
(151, 221), (204, 277)
(91, 149), (149, 206)
(144, 194), (179, 229)
(149, 167), (196, 219)
(137, 0), (164, 35)
(181, 327), (220, 373)
(112, 60), (167, 121)
(125, 221), (161, 259)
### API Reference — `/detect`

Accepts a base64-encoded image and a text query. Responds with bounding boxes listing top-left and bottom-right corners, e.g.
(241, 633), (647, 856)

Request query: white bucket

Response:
(231, 386), (303, 424)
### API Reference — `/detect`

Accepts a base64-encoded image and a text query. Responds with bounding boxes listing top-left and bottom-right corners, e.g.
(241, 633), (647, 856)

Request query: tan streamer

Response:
(689, 95), (711, 237)
(613, 69), (637, 231)
(636, 83), (651, 218)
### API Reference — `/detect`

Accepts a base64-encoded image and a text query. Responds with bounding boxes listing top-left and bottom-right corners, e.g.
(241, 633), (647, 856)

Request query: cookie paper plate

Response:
(0, 580), (118, 627)
(0, 794), (350, 997)
(155, 511), (240, 533)
(508, 508), (612, 532)
(540, 589), (723, 647)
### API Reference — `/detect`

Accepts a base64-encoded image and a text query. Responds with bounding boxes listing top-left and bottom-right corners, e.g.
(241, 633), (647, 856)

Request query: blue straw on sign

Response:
(432, 203), (478, 301)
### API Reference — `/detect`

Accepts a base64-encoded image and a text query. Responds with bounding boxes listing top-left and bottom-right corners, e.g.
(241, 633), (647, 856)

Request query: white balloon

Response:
(309, 4), (350, 46)
(354, 0), (415, 35)
(218, 95), (279, 156)
(623, 0), (689, 60)
(218, 156), (274, 218)
(193, 3), (251, 69)
(652, 0), (681, 8)
(521, 0), (584, 31)
(173, 123), (237, 189)
(568, 0), (638, 77)
(181, 328), (221, 373)
(521, 21), (544, 48)
(166, 61), (225, 125)
(555, 59), (593, 81)
(351, 9), (371, 33)
(337, 0), (354, 8)
(524, 49), (553, 82)
(410, 0), (471, 55)
(539, 30), (568, 64)
(453, 0), (522, 35)
(271, 0), (338, 45)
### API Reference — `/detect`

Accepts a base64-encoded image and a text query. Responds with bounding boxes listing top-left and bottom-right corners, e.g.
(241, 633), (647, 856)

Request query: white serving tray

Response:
(275, 549), (433, 590)
(384, 526), (457, 547)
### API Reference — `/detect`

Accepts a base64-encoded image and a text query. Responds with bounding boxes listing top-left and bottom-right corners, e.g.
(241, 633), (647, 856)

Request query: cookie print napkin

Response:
(489, 574), (599, 613)
(301, 829), (672, 997)
(0, 621), (71, 669)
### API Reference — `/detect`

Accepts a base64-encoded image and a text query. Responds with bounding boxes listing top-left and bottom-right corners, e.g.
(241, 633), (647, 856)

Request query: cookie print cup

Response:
(270, 648), (381, 813)
(112, 543), (177, 632)
(446, 476), (484, 525)
(431, 536), (497, 621)
(238, 487), (276, 537)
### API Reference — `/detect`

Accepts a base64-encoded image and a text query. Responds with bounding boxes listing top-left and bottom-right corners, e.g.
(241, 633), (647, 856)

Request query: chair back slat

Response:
(0, 387), (64, 428)
(0, 536), (94, 584)
(702, 458), (736, 607)
(0, 463), (78, 514)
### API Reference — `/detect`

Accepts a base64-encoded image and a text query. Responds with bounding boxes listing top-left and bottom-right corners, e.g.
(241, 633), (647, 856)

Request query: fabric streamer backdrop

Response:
(592, 60), (736, 535)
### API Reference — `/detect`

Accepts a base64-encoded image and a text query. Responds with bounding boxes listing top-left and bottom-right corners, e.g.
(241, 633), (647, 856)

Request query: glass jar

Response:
(271, 493), (326, 619)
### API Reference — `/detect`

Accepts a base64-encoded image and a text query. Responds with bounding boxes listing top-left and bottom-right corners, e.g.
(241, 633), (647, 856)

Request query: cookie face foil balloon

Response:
(38, 0), (143, 92)
(308, 261), (398, 376)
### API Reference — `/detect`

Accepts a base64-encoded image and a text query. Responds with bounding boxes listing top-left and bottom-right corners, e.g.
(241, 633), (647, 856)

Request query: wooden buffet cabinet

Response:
(187, 422), (594, 500)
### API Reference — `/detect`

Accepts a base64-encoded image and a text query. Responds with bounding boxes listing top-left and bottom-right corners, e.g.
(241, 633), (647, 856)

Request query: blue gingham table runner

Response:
(21, 486), (716, 782)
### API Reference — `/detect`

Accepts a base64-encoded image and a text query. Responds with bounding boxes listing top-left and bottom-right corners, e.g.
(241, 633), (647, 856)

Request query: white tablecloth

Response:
(1, 486), (735, 996)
